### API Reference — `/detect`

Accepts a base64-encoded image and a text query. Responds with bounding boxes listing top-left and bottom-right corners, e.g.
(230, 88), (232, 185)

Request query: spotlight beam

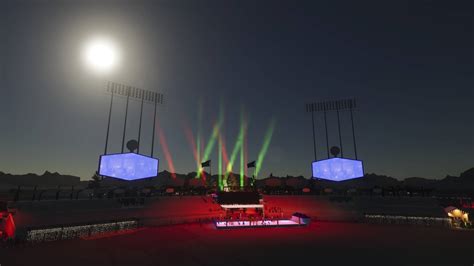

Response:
(226, 120), (246, 179)
(255, 118), (276, 177)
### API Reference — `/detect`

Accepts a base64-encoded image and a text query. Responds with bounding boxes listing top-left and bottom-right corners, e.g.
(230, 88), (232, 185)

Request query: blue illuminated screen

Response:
(99, 153), (159, 181)
(312, 158), (363, 181)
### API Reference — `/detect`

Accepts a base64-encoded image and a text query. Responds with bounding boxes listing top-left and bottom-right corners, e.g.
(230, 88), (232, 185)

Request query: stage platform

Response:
(215, 219), (307, 229)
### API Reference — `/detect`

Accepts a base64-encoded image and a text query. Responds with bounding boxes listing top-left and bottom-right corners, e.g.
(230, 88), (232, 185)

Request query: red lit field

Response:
(1, 221), (473, 266)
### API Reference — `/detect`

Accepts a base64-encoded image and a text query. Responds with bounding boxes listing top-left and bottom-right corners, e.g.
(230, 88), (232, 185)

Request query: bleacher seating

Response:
(11, 196), (224, 237)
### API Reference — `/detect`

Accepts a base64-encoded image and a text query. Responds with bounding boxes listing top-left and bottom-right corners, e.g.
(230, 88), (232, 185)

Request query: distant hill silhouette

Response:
(402, 177), (438, 188)
(0, 171), (81, 187)
(435, 168), (474, 191)
(460, 168), (474, 179)
(1, 168), (473, 193)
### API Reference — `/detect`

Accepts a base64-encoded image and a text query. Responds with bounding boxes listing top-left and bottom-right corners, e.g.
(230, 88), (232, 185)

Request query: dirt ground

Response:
(1, 222), (473, 266)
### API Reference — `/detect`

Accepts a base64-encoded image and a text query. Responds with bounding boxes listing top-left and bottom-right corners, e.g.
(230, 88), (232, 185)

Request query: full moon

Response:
(82, 37), (120, 74)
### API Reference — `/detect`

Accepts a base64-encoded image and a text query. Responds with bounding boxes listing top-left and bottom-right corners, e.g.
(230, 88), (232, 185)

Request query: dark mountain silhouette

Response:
(0, 171), (81, 187)
(0, 167), (473, 193)
(460, 168), (474, 179)
(252, 170), (474, 194)
(402, 177), (438, 189)
(434, 168), (474, 192)
(337, 173), (399, 189)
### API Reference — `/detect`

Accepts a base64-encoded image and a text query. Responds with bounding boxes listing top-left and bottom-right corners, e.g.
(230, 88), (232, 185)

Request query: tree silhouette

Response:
(88, 171), (102, 189)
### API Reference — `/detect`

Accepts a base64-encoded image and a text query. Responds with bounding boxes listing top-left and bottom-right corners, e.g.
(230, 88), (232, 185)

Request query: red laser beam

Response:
(157, 125), (176, 178)
(219, 133), (233, 186)
(183, 123), (199, 163)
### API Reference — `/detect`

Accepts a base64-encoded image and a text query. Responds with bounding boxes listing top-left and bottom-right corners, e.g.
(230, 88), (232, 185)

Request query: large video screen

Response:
(312, 158), (363, 181)
(99, 153), (159, 181)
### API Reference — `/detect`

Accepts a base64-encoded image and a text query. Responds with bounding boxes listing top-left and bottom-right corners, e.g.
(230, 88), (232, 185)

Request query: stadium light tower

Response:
(80, 36), (165, 182)
(99, 81), (164, 181)
(305, 99), (364, 181)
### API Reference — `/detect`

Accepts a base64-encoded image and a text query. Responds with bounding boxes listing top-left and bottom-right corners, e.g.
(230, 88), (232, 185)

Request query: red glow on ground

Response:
(81, 228), (144, 240)
(4, 222), (473, 266)
(1, 213), (16, 239)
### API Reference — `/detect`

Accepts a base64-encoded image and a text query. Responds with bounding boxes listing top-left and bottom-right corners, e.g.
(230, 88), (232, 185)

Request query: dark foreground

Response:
(1, 222), (473, 266)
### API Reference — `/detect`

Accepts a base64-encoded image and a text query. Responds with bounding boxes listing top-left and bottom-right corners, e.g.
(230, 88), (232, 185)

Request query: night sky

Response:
(1, 0), (472, 180)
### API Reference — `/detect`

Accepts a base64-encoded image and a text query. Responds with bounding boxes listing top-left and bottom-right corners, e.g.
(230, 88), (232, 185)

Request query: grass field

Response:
(2, 222), (473, 266)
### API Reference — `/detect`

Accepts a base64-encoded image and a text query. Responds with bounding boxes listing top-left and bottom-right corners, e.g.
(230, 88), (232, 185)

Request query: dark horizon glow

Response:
(1, 0), (472, 180)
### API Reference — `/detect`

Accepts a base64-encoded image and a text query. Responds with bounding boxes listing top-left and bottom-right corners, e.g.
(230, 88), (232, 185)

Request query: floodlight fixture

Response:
(102, 81), (164, 156)
(305, 98), (358, 160)
(305, 98), (363, 181)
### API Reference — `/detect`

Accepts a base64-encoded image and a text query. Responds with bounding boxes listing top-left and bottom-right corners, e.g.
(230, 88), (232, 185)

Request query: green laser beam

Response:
(218, 135), (222, 190)
(198, 109), (224, 179)
(255, 118), (276, 177)
(202, 123), (220, 162)
(240, 110), (245, 188)
(218, 102), (224, 190)
(225, 119), (246, 179)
